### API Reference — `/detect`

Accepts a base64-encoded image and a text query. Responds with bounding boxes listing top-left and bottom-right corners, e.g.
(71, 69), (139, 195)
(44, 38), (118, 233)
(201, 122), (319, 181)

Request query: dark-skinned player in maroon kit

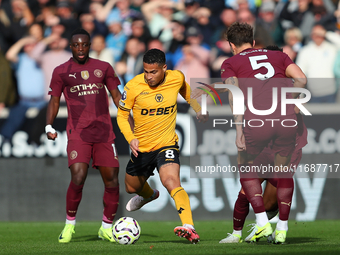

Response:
(221, 23), (307, 244)
(46, 28), (129, 243)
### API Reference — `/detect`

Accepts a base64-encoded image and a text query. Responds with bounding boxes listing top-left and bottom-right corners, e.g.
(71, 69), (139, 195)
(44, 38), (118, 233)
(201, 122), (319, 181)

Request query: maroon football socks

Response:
(102, 186), (120, 224)
(66, 181), (84, 220)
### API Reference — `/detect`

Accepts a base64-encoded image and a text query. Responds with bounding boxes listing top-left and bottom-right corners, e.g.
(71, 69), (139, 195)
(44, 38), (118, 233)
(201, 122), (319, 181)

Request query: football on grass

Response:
(113, 217), (141, 245)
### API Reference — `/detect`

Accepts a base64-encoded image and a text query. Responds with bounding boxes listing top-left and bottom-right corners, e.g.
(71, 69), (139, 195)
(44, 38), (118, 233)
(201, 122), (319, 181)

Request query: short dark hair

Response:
(225, 22), (253, 47)
(264, 45), (283, 52)
(70, 28), (90, 41)
(143, 49), (166, 66)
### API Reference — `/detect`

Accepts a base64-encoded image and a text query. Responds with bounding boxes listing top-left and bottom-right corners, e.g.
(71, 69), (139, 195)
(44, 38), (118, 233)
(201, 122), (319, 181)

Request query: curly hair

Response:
(225, 22), (253, 47)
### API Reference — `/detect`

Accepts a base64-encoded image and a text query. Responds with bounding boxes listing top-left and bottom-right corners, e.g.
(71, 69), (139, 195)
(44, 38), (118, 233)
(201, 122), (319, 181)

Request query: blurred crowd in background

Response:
(1, 0), (340, 147)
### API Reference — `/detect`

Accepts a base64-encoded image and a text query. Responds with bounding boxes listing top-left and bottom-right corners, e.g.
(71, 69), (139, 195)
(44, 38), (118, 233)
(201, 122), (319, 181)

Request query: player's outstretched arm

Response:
(191, 82), (229, 99)
(45, 96), (60, 140)
(179, 80), (209, 122)
(191, 87), (206, 99)
(285, 64), (307, 98)
(225, 76), (245, 151)
(109, 88), (122, 109)
(110, 88), (135, 132)
(117, 106), (138, 156)
(117, 107), (139, 156)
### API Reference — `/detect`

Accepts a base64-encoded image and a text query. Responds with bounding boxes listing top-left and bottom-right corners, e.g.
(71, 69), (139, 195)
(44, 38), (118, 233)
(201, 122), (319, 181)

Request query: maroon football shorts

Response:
(289, 147), (302, 173)
(249, 146), (302, 180)
(243, 116), (297, 157)
(253, 146), (302, 170)
(67, 139), (119, 168)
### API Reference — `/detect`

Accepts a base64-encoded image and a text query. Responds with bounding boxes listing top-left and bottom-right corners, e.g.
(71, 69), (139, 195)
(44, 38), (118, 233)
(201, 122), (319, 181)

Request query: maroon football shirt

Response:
(49, 58), (120, 143)
(221, 48), (295, 119)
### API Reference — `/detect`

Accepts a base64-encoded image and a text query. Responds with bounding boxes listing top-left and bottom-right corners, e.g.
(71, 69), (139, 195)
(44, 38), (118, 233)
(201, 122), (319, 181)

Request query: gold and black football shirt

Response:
(117, 70), (201, 152)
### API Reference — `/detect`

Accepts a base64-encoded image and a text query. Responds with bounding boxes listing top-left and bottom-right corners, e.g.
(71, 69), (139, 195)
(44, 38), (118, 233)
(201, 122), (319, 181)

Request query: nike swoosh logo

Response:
(256, 229), (264, 236)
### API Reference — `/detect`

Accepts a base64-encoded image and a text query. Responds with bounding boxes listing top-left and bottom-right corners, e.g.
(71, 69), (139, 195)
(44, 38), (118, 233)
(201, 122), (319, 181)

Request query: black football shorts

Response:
(126, 145), (180, 177)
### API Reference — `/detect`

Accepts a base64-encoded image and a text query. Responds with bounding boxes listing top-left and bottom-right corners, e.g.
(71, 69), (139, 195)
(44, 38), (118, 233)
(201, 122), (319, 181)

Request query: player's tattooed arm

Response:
(214, 81), (229, 93)
(228, 89), (243, 127)
(226, 76), (236, 85)
(225, 76), (245, 150)
(225, 76), (240, 115)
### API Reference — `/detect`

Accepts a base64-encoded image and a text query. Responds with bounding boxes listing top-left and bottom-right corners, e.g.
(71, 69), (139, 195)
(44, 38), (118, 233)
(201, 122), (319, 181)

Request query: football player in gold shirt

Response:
(117, 49), (208, 244)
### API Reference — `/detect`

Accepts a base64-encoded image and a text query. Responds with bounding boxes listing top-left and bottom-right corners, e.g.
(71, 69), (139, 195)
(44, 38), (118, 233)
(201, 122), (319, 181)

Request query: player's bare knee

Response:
(104, 178), (119, 188)
(112, 167), (119, 177)
(112, 178), (119, 187)
(125, 184), (133, 194)
(162, 177), (179, 193)
(125, 183), (139, 194)
(71, 177), (86, 186)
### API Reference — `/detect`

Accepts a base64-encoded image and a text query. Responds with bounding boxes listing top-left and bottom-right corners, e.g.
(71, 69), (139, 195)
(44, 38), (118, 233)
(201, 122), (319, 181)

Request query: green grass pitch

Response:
(0, 220), (339, 255)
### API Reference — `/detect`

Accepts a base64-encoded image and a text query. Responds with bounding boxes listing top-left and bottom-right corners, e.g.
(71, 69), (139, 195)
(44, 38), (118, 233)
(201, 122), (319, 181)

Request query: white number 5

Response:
(249, 55), (275, 80)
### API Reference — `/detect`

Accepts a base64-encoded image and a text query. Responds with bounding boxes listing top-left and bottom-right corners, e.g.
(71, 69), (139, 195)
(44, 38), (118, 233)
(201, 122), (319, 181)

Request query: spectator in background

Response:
(104, 0), (142, 36)
(106, 15), (128, 62)
(37, 5), (59, 36)
(235, 0), (255, 12)
(88, 0), (107, 23)
(192, 7), (215, 47)
(28, 22), (45, 42)
(279, 0), (313, 39)
(237, 8), (275, 47)
(175, 26), (210, 82)
(181, 0), (200, 28)
(311, 0), (336, 31)
(45, 1), (80, 39)
(279, 0), (335, 43)
(175, 44), (210, 81)
(147, 38), (164, 51)
(175, 44), (211, 104)
(258, 1), (284, 46)
(296, 24), (338, 103)
(210, 37), (233, 78)
(225, 0), (255, 12)
(80, 13), (108, 38)
(30, 28), (71, 101)
(282, 27), (303, 61)
(29, 0), (53, 18)
(211, 8), (237, 47)
(0, 2), (12, 53)
(90, 34), (117, 107)
(115, 37), (144, 84)
(331, 30), (340, 102)
(80, 13), (96, 37)
(27, 29), (71, 145)
(186, 25), (210, 50)
(129, 18), (153, 49)
(167, 20), (186, 69)
(199, 0), (225, 26)
(147, 37), (177, 70)
(6, 0), (35, 46)
(72, 0), (92, 16)
(130, 0), (145, 12)
(0, 36), (45, 151)
(141, 0), (181, 50)
(90, 34), (115, 67)
(0, 46), (17, 113)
